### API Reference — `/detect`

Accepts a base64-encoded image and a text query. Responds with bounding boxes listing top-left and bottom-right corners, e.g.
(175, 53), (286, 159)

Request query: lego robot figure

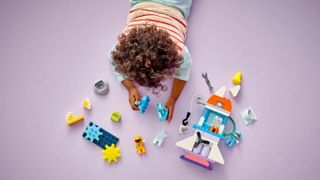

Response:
(134, 136), (146, 155)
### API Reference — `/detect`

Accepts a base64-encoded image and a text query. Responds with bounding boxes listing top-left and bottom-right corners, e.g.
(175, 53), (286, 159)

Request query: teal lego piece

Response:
(156, 103), (168, 122)
(82, 122), (119, 149)
(83, 122), (103, 142)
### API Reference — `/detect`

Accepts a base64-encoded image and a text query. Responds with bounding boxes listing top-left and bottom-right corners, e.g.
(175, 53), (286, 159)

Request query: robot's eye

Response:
(135, 139), (141, 143)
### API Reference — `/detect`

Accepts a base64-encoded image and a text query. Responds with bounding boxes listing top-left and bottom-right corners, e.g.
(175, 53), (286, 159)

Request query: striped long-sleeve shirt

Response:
(109, 1), (192, 82)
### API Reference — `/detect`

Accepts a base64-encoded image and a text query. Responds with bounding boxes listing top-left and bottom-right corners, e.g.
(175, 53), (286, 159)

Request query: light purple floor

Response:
(1, 0), (320, 179)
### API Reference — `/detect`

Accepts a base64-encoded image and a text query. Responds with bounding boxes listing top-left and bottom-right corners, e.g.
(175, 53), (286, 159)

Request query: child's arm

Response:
(122, 79), (140, 110)
(165, 78), (186, 122)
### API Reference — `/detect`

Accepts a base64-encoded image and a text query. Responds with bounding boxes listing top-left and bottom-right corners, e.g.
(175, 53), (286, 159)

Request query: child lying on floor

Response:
(109, 0), (193, 122)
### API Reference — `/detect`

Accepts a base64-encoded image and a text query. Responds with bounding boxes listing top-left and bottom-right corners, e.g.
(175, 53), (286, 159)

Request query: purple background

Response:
(1, 0), (320, 179)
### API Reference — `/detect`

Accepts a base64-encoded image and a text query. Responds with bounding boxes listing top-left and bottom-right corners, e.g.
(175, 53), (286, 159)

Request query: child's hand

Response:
(128, 87), (140, 110)
(165, 97), (176, 123)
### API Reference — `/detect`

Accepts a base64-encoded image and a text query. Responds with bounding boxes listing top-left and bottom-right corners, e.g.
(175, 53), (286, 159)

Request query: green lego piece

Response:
(111, 111), (121, 122)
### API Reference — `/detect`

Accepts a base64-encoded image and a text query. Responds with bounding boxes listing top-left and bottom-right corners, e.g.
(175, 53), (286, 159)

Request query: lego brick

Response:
(240, 107), (257, 125)
(156, 103), (168, 122)
(94, 80), (109, 95)
(66, 112), (84, 125)
(135, 96), (150, 113)
(214, 86), (226, 97)
(180, 154), (212, 170)
(83, 98), (92, 110)
(153, 130), (167, 147)
(232, 71), (242, 85)
(229, 85), (241, 98)
(101, 144), (121, 164)
(82, 122), (119, 149)
(111, 111), (121, 122)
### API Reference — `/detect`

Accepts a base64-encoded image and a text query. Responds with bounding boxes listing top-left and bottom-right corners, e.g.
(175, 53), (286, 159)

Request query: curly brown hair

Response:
(111, 25), (182, 93)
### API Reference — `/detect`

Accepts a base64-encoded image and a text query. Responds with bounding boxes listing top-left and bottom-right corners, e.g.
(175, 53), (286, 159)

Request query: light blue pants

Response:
(130, 0), (193, 20)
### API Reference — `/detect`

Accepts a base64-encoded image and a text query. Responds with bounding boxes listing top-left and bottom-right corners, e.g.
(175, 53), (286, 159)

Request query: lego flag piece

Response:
(229, 85), (241, 98)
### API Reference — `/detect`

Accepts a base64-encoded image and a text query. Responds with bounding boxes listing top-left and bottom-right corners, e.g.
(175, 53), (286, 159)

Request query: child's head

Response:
(112, 25), (182, 93)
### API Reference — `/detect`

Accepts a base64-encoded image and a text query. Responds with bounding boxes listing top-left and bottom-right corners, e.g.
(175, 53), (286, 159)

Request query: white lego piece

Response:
(214, 86), (226, 97)
(176, 133), (198, 152)
(197, 116), (205, 126)
(179, 124), (189, 134)
(240, 107), (258, 125)
(153, 130), (168, 147)
(229, 85), (241, 98)
(208, 143), (224, 164)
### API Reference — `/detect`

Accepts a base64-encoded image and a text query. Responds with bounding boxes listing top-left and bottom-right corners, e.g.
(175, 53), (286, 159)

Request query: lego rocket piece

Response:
(83, 98), (92, 110)
(229, 85), (241, 98)
(232, 72), (242, 85)
(66, 112), (84, 125)
(214, 86), (226, 97)
(153, 130), (168, 147)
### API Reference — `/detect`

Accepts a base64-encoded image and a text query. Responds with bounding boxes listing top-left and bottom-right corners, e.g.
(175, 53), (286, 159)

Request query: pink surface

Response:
(1, 0), (320, 179)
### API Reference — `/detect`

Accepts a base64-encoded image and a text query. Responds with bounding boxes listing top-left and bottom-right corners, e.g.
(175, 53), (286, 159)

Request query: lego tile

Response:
(82, 122), (119, 149)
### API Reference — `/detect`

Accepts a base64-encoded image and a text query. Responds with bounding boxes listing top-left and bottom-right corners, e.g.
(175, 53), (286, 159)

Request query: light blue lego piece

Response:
(156, 103), (168, 122)
(225, 130), (241, 148)
(135, 96), (150, 113)
(83, 123), (103, 142)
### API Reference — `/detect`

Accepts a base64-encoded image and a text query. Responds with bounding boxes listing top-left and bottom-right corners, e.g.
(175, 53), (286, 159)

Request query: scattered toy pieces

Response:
(225, 130), (241, 148)
(232, 72), (242, 85)
(229, 85), (241, 98)
(240, 107), (257, 125)
(94, 80), (109, 95)
(101, 144), (122, 164)
(111, 111), (121, 122)
(82, 122), (119, 149)
(66, 112), (84, 125)
(156, 103), (168, 122)
(135, 96), (150, 113)
(134, 136), (146, 155)
(179, 112), (191, 134)
(82, 98), (92, 110)
(153, 130), (168, 147)
(201, 72), (214, 94)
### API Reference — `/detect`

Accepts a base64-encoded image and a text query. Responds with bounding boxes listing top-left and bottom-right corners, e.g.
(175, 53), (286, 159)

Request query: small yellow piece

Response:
(101, 144), (121, 164)
(232, 72), (242, 85)
(83, 98), (91, 110)
(66, 112), (84, 125)
(134, 136), (146, 155)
